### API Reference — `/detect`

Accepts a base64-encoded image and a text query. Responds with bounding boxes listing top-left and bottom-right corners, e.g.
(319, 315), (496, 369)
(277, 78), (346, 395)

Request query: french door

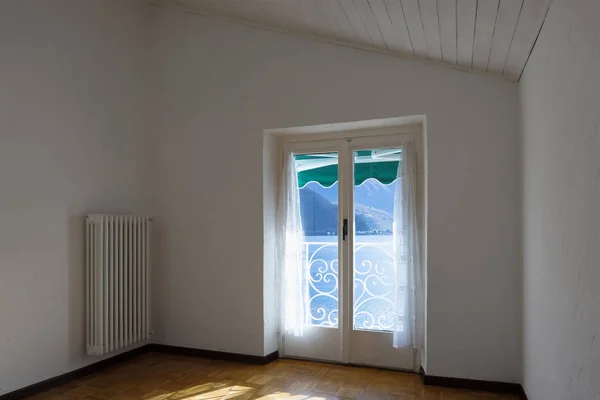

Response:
(282, 135), (417, 371)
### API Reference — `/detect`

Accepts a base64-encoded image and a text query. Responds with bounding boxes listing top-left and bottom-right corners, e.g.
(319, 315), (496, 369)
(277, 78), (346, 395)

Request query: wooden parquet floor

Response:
(26, 352), (520, 400)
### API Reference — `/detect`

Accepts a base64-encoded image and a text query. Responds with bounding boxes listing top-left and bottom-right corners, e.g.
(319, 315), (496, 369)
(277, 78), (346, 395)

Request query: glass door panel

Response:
(300, 178), (339, 328)
(349, 146), (413, 370)
(351, 148), (399, 331)
(283, 150), (343, 362)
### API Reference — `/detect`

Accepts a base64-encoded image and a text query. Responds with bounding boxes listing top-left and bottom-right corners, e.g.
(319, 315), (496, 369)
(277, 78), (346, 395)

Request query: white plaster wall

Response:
(150, 7), (522, 381)
(262, 132), (279, 355)
(520, 0), (600, 398)
(0, 1), (148, 394)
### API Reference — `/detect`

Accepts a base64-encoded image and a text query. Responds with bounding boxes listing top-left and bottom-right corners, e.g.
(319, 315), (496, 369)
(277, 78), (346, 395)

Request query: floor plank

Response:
(24, 353), (520, 399)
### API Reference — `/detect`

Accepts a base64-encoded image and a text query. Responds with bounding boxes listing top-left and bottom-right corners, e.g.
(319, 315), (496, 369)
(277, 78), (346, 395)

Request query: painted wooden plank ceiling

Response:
(151, 0), (552, 81)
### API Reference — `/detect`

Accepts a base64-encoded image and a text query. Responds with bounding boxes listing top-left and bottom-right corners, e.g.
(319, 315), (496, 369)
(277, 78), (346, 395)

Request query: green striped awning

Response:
(295, 149), (400, 188)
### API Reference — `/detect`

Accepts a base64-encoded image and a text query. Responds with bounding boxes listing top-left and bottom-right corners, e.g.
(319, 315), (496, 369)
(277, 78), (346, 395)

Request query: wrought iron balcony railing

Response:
(303, 240), (405, 332)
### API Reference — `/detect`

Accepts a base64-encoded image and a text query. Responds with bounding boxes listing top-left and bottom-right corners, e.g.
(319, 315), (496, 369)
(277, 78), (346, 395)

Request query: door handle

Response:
(343, 218), (348, 241)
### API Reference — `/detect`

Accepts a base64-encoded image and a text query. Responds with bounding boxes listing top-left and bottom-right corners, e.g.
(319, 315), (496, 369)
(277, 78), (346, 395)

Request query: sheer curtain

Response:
(393, 141), (424, 351)
(276, 150), (304, 337)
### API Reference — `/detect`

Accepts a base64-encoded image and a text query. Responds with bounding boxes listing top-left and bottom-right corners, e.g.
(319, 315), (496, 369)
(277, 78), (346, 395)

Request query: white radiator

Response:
(86, 214), (153, 356)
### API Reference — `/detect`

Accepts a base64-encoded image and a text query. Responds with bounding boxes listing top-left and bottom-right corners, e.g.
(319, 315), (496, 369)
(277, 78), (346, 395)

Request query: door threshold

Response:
(281, 355), (417, 373)
(281, 355), (345, 365)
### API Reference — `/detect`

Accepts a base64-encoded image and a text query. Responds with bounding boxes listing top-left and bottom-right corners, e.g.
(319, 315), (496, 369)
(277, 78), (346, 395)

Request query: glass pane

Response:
(352, 148), (400, 332)
(296, 153), (339, 328)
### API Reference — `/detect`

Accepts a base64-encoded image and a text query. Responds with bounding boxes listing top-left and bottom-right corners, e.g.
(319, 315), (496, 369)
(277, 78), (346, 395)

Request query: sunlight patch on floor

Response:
(150, 385), (255, 400)
(254, 393), (327, 400)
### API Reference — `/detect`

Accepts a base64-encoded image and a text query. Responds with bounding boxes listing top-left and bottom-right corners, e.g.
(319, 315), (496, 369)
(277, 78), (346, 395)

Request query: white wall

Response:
(150, 7), (522, 382)
(0, 1), (148, 395)
(520, 0), (600, 398)
(262, 132), (279, 355)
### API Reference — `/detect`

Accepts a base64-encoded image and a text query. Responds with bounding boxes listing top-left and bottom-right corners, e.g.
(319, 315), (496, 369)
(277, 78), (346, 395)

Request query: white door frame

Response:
(278, 127), (425, 371)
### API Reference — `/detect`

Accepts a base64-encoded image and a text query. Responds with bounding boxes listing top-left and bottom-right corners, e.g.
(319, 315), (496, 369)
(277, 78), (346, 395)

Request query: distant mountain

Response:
(305, 181), (338, 203)
(306, 179), (396, 212)
(299, 186), (339, 236)
(354, 204), (392, 233)
(299, 186), (392, 236)
(355, 179), (396, 212)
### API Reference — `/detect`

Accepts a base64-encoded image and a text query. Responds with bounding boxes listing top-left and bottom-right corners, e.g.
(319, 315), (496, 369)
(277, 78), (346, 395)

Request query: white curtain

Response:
(393, 141), (424, 351)
(276, 150), (305, 337)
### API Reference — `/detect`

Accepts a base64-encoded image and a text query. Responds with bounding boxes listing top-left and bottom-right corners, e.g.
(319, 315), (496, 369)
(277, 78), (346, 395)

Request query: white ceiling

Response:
(151, 0), (552, 81)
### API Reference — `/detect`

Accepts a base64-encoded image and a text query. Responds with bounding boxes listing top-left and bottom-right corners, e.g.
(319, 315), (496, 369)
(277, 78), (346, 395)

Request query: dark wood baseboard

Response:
(0, 345), (150, 400)
(149, 344), (279, 365)
(0, 344), (279, 399)
(421, 369), (527, 399)
(4, 346), (529, 399)
(518, 385), (529, 400)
